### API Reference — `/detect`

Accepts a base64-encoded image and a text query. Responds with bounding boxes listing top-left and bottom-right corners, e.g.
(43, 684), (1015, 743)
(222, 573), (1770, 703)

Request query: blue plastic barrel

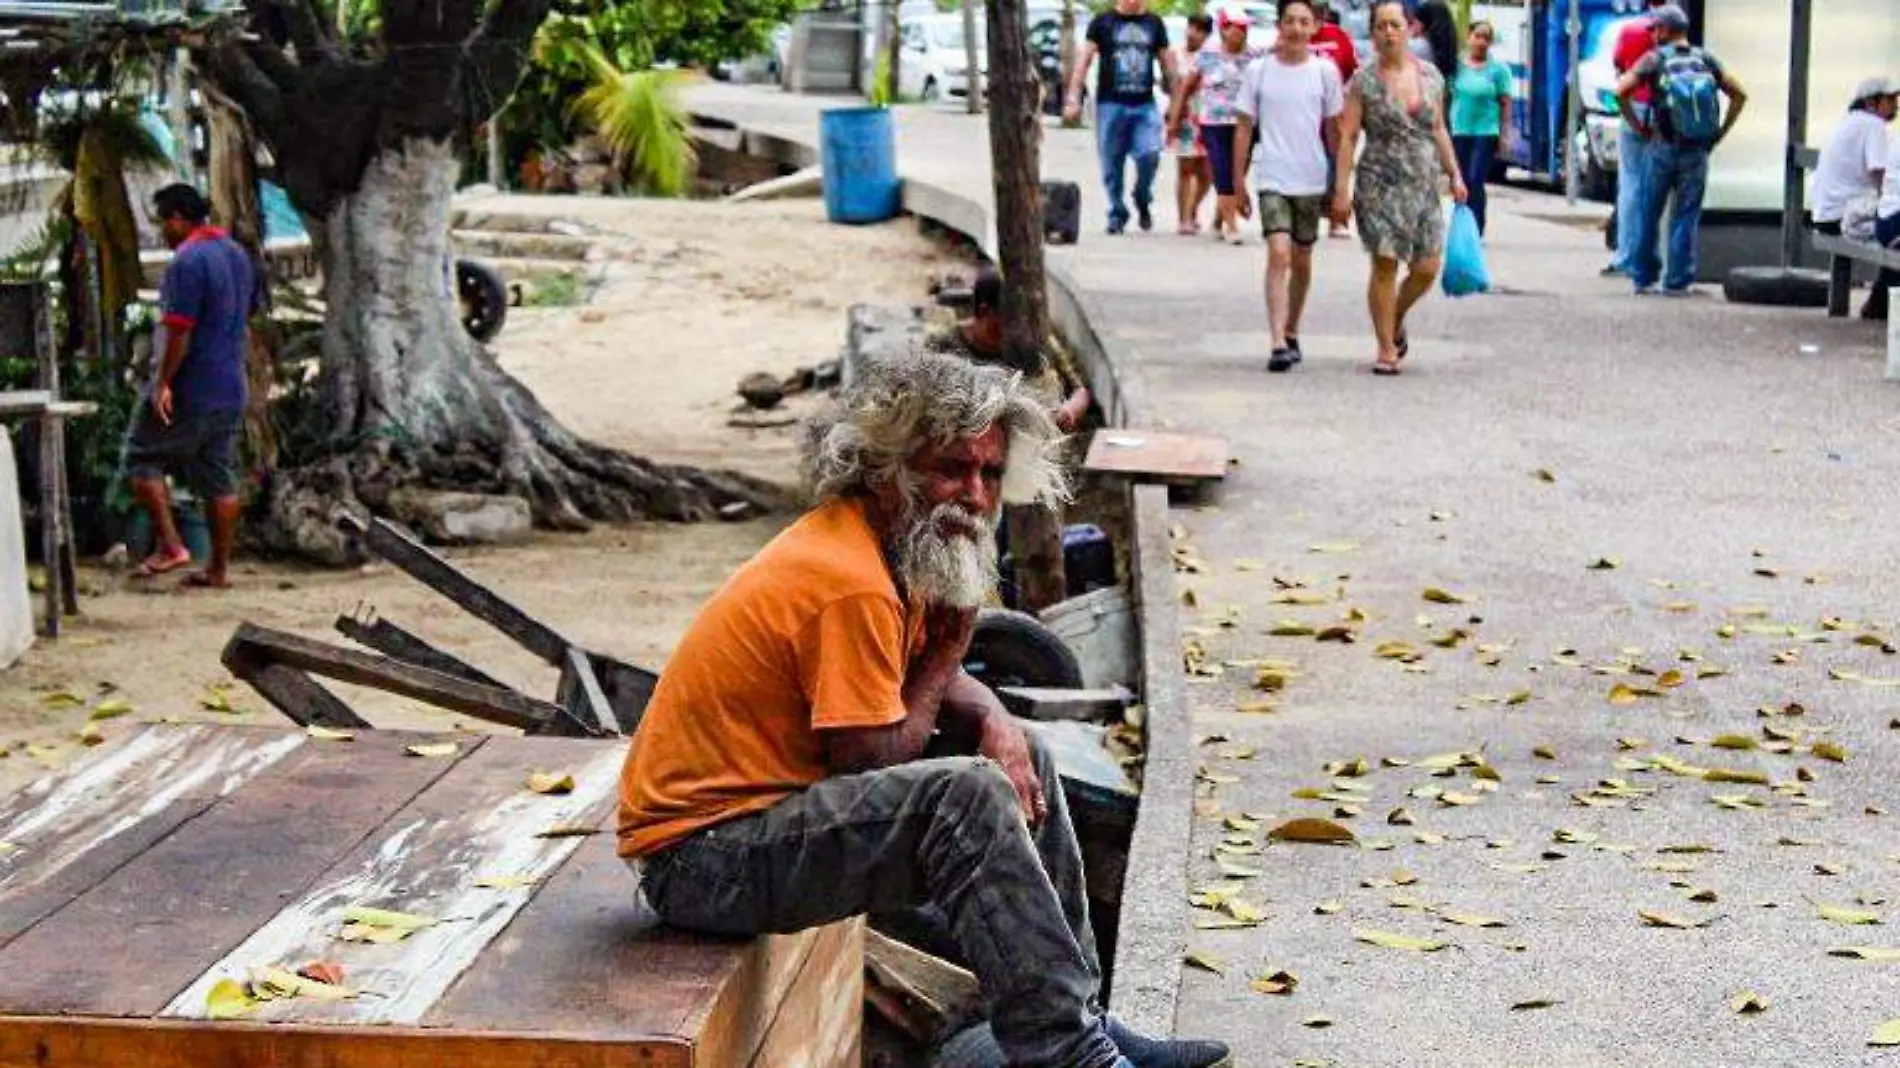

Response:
(820, 107), (900, 224)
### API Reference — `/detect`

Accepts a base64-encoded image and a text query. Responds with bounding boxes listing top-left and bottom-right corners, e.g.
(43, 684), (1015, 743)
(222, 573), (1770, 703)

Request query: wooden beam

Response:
(995, 685), (1131, 722)
(224, 658), (372, 729)
(222, 623), (586, 734)
(862, 930), (981, 1045)
(334, 613), (507, 690)
(553, 646), (612, 737)
(338, 514), (571, 665)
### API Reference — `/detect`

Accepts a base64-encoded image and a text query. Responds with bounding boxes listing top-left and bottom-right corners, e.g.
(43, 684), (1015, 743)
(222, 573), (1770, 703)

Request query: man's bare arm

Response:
(823, 606), (972, 773)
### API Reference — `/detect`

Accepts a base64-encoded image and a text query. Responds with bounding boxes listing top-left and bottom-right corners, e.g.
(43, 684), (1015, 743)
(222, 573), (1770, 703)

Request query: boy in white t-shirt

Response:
(1232, 0), (1345, 372)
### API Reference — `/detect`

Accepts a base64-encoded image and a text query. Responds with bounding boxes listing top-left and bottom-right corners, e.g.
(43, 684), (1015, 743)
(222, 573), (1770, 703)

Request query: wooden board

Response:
(0, 728), (463, 1015)
(0, 725), (863, 1068)
(1082, 430), (1227, 483)
(161, 735), (623, 1025)
(0, 725), (303, 949)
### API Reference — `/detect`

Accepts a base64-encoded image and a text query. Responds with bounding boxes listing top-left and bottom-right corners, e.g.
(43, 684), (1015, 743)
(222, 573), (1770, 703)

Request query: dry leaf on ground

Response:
(1354, 927), (1448, 952)
(1268, 818), (1357, 845)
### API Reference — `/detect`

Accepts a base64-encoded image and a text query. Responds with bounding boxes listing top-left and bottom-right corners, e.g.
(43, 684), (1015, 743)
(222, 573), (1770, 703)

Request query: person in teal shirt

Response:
(1448, 19), (1515, 234)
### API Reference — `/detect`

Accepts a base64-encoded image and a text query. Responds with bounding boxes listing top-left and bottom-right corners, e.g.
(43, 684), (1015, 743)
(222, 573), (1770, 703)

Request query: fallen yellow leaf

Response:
(405, 742), (459, 758)
(525, 771), (576, 795)
(204, 977), (258, 1019)
(1353, 927), (1447, 952)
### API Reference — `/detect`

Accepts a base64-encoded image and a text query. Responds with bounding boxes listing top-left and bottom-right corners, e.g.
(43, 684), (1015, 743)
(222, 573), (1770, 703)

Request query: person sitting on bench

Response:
(1811, 76), (1897, 319)
(616, 353), (1229, 1068)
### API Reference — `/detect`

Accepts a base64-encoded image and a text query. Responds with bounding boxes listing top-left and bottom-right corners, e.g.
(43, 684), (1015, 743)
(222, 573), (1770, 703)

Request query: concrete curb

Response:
(691, 107), (1192, 1036)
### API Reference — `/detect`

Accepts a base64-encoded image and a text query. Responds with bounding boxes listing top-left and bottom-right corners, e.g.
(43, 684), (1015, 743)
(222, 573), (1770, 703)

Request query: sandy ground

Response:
(0, 195), (964, 790)
(491, 196), (969, 485)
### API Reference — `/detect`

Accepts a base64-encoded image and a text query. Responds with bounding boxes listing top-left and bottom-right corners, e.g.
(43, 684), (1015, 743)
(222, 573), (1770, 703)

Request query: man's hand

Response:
(1236, 195), (1253, 220)
(978, 712), (1046, 824)
(1063, 97), (1082, 123)
(1329, 192), (1353, 227)
(154, 383), (175, 426)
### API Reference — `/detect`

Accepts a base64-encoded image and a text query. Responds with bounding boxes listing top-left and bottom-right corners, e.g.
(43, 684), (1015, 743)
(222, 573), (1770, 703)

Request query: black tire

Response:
(964, 608), (1084, 691)
(1723, 266), (1832, 308)
(456, 258), (508, 342)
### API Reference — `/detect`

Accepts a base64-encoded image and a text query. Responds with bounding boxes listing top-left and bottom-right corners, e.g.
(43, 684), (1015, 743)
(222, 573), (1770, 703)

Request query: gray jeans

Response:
(640, 729), (1117, 1068)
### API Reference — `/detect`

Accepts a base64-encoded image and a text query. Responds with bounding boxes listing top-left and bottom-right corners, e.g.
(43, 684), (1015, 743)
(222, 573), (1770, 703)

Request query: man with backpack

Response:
(1614, 4), (1747, 296)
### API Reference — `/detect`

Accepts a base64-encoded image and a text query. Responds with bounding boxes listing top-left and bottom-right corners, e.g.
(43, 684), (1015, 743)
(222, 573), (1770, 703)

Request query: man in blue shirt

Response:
(124, 184), (255, 589)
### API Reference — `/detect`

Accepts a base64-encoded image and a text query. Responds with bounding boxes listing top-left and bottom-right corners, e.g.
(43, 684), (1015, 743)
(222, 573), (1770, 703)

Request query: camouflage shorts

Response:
(1258, 192), (1326, 246)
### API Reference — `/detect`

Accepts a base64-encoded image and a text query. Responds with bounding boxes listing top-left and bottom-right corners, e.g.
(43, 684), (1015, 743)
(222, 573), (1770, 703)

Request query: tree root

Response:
(253, 353), (795, 567)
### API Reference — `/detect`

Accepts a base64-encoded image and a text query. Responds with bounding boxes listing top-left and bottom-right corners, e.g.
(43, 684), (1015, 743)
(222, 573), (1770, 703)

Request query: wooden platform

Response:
(0, 724), (861, 1068)
(1081, 429), (1228, 484)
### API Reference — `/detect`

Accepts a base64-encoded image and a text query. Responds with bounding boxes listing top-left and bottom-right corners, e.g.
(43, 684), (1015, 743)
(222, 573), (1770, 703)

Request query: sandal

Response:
(180, 572), (232, 590)
(1395, 331), (1411, 361)
(133, 548), (191, 579)
(1372, 360), (1403, 376)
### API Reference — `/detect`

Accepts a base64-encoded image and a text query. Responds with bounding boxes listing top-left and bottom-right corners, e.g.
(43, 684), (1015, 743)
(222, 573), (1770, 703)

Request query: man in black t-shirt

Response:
(1064, 0), (1175, 234)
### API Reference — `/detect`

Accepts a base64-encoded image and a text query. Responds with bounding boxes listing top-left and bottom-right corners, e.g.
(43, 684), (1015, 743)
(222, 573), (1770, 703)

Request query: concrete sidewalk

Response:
(689, 83), (1900, 1068)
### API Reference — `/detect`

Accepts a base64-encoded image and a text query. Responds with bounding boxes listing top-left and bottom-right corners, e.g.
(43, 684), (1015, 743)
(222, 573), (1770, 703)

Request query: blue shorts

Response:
(1202, 124), (1239, 197)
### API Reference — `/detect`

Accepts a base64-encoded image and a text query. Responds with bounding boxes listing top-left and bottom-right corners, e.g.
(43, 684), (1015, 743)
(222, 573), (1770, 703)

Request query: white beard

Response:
(894, 501), (1000, 609)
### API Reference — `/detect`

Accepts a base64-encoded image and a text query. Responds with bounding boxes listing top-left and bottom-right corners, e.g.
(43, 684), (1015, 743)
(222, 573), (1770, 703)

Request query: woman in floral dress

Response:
(1331, 0), (1467, 375)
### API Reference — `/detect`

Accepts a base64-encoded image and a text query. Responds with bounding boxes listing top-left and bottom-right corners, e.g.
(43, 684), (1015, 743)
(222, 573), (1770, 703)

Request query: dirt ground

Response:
(0, 195), (967, 789)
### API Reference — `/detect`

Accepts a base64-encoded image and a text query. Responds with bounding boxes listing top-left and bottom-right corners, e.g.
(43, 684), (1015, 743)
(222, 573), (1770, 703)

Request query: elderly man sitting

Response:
(617, 353), (1228, 1068)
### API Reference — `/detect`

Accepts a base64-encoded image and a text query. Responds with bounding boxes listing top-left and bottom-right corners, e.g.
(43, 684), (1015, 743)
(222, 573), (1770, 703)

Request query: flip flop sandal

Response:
(1372, 360), (1403, 376)
(133, 550), (191, 579)
(1396, 332), (1411, 361)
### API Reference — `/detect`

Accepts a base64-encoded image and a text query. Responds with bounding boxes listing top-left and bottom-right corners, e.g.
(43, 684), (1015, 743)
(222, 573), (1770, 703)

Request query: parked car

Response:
(899, 14), (987, 102)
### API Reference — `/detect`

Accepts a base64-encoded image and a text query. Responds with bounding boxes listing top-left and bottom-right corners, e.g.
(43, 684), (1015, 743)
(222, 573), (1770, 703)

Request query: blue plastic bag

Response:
(1441, 204), (1491, 298)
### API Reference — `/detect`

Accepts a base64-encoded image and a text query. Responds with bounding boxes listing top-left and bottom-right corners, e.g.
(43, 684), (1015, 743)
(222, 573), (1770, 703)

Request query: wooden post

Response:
(962, 0), (983, 114)
(986, 0), (1067, 614)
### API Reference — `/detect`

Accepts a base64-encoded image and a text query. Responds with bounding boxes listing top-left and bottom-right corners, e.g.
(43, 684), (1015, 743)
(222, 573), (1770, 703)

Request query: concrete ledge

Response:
(691, 100), (1192, 1035)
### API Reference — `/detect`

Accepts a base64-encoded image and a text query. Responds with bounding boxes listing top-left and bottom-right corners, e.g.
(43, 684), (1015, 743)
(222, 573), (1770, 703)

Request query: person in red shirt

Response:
(1309, 1), (1359, 236)
(1605, 0), (1669, 275)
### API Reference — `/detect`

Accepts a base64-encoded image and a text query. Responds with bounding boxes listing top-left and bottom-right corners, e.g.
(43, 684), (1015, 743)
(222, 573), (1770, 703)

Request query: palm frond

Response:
(568, 47), (695, 197)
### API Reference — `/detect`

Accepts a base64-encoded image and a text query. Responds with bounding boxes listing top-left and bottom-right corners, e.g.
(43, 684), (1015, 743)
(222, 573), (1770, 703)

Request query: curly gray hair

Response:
(802, 352), (1069, 508)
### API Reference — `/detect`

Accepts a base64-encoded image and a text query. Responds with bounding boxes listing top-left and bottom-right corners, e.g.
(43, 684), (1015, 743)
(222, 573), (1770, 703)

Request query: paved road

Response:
(689, 84), (1900, 1068)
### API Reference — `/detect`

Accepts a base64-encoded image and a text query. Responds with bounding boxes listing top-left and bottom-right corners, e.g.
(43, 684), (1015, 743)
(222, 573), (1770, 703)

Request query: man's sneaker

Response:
(1285, 335), (1304, 360)
(1661, 285), (1699, 299)
(1268, 347), (1298, 373)
(1136, 203), (1154, 232)
(1107, 217), (1127, 236)
(1633, 284), (1659, 297)
(1600, 263), (1628, 277)
(1106, 1016), (1233, 1068)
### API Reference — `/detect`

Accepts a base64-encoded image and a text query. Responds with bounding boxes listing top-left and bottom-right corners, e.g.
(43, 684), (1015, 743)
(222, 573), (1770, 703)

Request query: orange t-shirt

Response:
(616, 497), (920, 857)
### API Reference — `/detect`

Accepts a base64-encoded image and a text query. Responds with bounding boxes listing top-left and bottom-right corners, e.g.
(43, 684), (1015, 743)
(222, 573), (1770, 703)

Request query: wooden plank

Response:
(745, 918), (864, 1068)
(425, 833), (750, 1043)
(0, 1017), (689, 1068)
(996, 685), (1132, 722)
(1082, 429), (1227, 482)
(692, 924), (828, 1068)
(341, 514), (572, 665)
(0, 726), (304, 948)
(223, 623), (576, 734)
(334, 612), (508, 690)
(554, 645), (611, 737)
(228, 657), (372, 729)
(162, 736), (624, 1026)
(0, 730), (473, 1016)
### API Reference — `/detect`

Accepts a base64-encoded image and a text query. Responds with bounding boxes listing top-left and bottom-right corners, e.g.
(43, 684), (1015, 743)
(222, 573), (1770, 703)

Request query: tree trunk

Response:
(985, 0), (1066, 613)
(884, 2), (904, 101)
(257, 137), (783, 564)
(962, 0), (983, 115)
